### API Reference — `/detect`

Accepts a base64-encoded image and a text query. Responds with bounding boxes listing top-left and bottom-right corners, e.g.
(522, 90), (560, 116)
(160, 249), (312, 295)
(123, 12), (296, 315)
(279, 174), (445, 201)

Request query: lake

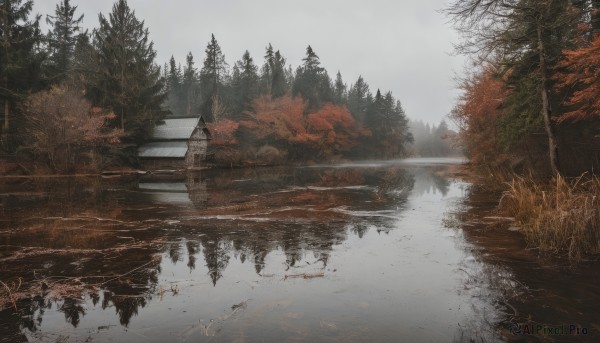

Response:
(1, 158), (598, 342)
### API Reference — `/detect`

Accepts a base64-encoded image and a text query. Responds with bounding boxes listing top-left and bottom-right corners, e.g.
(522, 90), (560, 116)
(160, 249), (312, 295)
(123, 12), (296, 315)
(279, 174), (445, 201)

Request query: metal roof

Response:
(138, 141), (188, 158)
(152, 118), (199, 140)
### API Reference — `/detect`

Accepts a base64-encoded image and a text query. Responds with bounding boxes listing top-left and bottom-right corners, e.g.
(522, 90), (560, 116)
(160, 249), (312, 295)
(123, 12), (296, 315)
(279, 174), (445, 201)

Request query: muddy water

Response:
(0, 159), (598, 342)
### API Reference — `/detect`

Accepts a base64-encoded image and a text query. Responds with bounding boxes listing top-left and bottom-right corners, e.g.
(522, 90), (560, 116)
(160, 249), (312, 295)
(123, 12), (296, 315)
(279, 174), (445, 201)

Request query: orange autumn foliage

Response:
(209, 119), (239, 145)
(237, 95), (367, 160)
(305, 103), (362, 152)
(451, 67), (508, 165)
(240, 95), (306, 142)
(556, 34), (600, 123)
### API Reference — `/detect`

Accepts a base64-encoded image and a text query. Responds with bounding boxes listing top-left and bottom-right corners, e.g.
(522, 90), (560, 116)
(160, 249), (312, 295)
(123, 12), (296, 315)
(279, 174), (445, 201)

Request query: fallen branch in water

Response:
(283, 272), (325, 280)
(96, 258), (161, 286)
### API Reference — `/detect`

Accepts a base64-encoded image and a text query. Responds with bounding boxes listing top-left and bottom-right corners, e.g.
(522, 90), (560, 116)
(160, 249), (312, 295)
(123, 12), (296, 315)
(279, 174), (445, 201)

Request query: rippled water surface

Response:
(1, 159), (598, 342)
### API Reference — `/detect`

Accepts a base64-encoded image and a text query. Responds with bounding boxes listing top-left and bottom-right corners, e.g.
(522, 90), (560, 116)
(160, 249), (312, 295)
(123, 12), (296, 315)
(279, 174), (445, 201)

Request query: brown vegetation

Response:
(556, 34), (600, 126)
(500, 174), (600, 261)
(17, 85), (123, 174)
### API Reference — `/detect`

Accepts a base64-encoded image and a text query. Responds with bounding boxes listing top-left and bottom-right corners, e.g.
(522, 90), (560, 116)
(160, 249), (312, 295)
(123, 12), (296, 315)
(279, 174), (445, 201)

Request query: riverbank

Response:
(501, 174), (600, 261)
(445, 179), (600, 342)
(444, 163), (600, 262)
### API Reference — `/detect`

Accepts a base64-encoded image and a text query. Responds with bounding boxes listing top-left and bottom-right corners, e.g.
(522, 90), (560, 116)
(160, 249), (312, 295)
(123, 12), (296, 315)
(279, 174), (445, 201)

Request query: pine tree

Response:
(393, 99), (413, 145)
(231, 50), (258, 118)
(69, 30), (98, 92)
(0, 0), (45, 148)
(271, 50), (288, 97)
(46, 0), (84, 82)
(182, 52), (200, 116)
(165, 55), (183, 115)
(347, 76), (370, 123)
(259, 43), (274, 95)
(199, 34), (228, 121)
(366, 89), (385, 131)
(258, 43), (288, 97)
(87, 0), (166, 142)
(292, 45), (331, 110)
(333, 71), (347, 105)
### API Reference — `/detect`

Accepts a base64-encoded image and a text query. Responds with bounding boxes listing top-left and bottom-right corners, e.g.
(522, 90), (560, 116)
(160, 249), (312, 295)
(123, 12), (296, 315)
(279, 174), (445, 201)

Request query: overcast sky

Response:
(34, 0), (466, 126)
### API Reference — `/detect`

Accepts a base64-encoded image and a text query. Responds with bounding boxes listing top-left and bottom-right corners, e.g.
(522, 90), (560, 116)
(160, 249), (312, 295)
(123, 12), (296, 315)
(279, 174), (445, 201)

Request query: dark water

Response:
(0, 158), (598, 342)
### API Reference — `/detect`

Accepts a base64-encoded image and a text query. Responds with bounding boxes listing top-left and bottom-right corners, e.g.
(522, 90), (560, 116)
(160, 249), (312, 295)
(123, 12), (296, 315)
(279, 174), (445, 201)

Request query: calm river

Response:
(1, 158), (598, 342)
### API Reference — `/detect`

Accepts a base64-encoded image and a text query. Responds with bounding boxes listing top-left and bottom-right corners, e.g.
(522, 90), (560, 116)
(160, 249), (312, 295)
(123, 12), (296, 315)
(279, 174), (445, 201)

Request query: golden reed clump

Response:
(501, 173), (600, 261)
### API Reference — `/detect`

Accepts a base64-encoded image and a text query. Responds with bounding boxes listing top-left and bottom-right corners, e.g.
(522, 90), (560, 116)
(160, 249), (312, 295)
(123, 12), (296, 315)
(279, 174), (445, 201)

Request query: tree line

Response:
(162, 36), (413, 164)
(1, 0), (164, 172)
(407, 120), (461, 158)
(0, 0), (414, 172)
(447, 0), (600, 176)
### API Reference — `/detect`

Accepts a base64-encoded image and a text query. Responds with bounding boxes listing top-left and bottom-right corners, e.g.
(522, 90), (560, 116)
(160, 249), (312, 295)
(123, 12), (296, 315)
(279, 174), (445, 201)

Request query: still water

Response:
(0, 159), (598, 342)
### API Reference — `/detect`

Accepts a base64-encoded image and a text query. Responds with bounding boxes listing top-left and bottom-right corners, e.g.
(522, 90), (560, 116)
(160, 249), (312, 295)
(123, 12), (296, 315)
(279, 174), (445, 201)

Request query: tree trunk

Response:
(2, 2), (10, 134)
(3, 98), (8, 132)
(536, 15), (560, 175)
(593, 0), (600, 32)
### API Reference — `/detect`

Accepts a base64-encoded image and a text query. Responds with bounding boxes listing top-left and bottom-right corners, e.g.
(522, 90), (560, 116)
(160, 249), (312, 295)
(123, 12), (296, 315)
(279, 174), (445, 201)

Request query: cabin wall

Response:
(185, 129), (210, 168)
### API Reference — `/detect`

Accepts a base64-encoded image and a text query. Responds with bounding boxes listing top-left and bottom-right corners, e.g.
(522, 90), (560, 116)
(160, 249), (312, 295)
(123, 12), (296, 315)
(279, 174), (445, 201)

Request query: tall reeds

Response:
(501, 174), (600, 261)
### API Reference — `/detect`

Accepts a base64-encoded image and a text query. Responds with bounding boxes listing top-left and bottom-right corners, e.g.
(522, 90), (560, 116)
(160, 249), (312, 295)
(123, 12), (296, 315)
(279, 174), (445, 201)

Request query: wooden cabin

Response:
(138, 116), (211, 170)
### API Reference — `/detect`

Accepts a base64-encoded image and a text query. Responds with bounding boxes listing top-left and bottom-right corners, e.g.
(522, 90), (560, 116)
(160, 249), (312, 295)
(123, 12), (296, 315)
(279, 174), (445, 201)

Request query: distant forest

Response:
(407, 120), (461, 158)
(1, 0), (450, 172)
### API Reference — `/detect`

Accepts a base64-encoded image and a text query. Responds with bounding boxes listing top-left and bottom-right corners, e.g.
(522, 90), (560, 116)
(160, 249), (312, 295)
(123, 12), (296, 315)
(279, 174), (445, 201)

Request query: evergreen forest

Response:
(0, 0), (420, 172)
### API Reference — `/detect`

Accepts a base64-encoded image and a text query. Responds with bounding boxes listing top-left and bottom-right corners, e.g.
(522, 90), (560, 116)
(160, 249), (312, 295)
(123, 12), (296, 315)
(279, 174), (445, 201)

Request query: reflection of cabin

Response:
(138, 116), (211, 170)
(138, 175), (208, 208)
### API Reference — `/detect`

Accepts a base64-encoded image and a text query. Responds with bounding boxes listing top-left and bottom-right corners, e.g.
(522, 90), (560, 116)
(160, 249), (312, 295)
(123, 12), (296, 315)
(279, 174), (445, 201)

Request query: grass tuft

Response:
(500, 173), (600, 261)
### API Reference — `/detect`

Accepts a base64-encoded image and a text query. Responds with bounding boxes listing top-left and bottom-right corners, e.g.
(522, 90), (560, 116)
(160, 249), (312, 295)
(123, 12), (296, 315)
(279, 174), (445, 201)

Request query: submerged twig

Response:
(0, 278), (22, 311)
(98, 259), (159, 286)
(283, 272), (325, 280)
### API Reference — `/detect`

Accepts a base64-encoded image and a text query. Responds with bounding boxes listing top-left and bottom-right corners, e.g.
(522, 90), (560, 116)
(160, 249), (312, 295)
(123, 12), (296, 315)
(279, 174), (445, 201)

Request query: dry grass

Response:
(500, 173), (600, 261)
(0, 278), (22, 310)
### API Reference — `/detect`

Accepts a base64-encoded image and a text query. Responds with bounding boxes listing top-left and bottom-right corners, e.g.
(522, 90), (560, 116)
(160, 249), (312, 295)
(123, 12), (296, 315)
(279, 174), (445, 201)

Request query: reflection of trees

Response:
(167, 241), (182, 264)
(102, 291), (148, 327)
(0, 176), (133, 220)
(60, 298), (86, 327)
(1, 163), (445, 335)
(376, 167), (415, 200)
(410, 167), (451, 197)
(199, 235), (232, 286)
(1, 296), (48, 343)
(186, 240), (200, 270)
(351, 224), (370, 239)
(176, 166), (418, 284)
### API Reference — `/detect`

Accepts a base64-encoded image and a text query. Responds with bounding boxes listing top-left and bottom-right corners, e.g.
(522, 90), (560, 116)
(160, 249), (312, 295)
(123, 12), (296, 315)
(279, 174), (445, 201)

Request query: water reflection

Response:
(0, 162), (511, 342)
(446, 184), (600, 342)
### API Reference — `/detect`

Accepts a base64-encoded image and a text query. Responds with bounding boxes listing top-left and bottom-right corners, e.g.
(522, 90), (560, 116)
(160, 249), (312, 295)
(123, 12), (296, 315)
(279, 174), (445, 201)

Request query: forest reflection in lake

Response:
(2, 159), (596, 342)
